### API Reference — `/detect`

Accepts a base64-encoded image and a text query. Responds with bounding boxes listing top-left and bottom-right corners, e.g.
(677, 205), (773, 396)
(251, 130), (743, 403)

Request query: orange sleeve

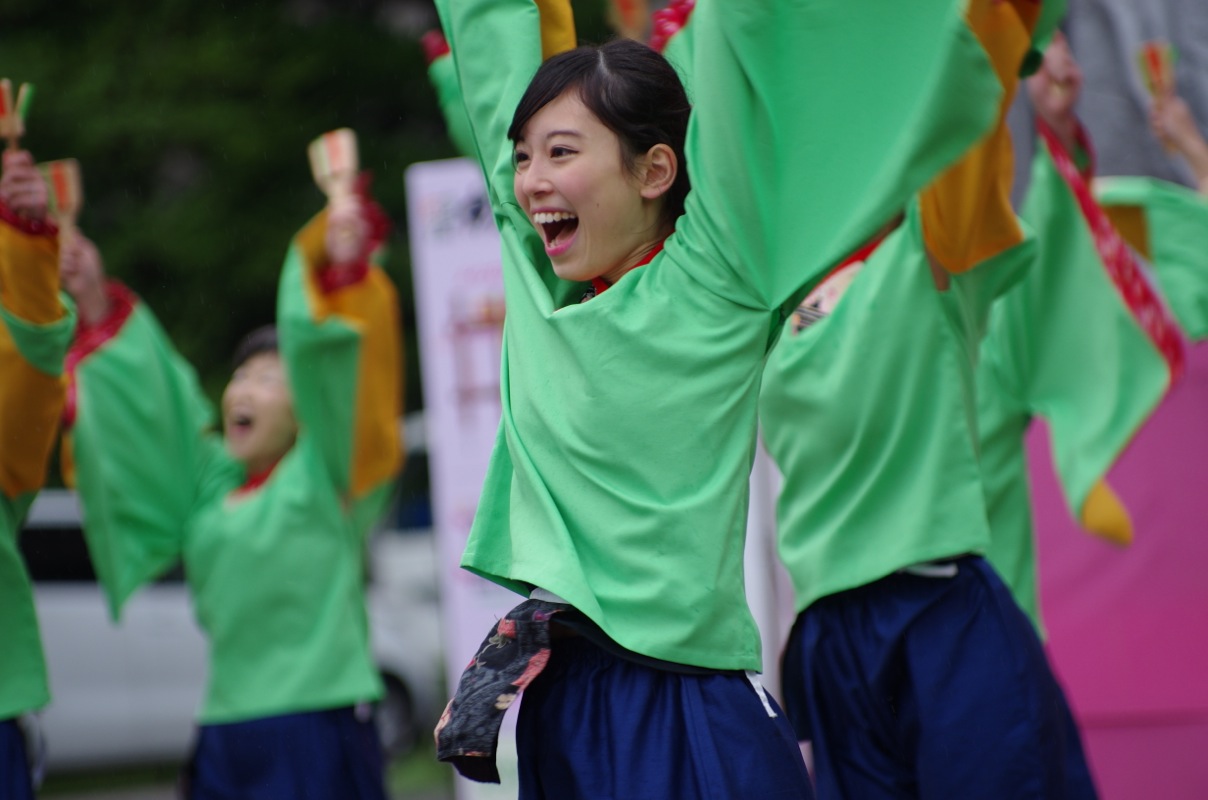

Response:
(294, 209), (404, 499)
(0, 207), (62, 324)
(0, 215), (69, 497)
(918, 0), (1035, 274)
(535, 0), (576, 60)
(1079, 479), (1134, 547)
(0, 339), (67, 497)
(1101, 203), (1152, 262)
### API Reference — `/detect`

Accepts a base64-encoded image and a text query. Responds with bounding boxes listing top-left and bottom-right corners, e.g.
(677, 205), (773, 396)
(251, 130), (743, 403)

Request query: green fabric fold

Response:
(72, 302), (227, 619)
(1, 493), (51, 718)
(980, 147), (1178, 631)
(761, 203), (1034, 613)
(0, 293), (75, 377)
(1095, 175), (1208, 340)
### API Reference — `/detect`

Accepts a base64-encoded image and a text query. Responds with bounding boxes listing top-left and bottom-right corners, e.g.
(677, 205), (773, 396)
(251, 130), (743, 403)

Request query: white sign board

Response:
(405, 157), (519, 799)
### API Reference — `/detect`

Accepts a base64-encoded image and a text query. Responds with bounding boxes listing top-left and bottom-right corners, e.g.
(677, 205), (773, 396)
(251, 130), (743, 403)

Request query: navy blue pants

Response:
(183, 706), (387, 800)
(0, 720), (34, 800)
(781, 556), (1098, 799)
(516, 636), (814, 800)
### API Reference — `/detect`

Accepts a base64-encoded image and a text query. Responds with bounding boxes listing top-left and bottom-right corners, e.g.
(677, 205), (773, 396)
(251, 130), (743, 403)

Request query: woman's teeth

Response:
(533, 211), (577, 224)
(534, 211), (579, 247)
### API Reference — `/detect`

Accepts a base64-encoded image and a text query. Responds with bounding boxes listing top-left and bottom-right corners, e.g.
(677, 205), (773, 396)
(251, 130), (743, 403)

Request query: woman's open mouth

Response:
(533, 211), (579, 257)
(227, 413), (254, 439)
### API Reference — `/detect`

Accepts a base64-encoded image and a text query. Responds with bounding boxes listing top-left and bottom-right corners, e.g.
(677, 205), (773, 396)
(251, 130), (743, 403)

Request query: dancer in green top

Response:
(760, 3), (1099, 797)
(979, 34), (1203, 636)
(60, 160), (403, 798)
(0, 145), (74, 800)
(430, 0), (1004, 795)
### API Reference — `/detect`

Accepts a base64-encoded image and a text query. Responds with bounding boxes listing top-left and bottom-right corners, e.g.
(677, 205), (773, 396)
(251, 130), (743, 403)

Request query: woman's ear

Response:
(638, 143), (678, 200)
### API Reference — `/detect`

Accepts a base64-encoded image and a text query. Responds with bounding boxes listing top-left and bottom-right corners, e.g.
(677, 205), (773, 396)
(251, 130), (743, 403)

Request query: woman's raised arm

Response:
(434, 0), (575, 209)
(677, 0), (1004, 312)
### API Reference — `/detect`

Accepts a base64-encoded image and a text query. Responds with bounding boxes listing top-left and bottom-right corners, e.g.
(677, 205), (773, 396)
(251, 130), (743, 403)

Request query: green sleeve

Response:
(71, 301), (233, 619)
(998, 147), (1175, 520)
(434, 0), (545, 212)
(976, 344), (1045, 634)
(435, 0), (582, 309)
(949, 217), (1038, 342)
(277, 213), (404, 507)
(0, 297), (74, 378)
(1095, 176), (1208, 340)
(428, 53), (476, 159)
(672, 0), (1002, 313)
(1030, 0), (1067, 58)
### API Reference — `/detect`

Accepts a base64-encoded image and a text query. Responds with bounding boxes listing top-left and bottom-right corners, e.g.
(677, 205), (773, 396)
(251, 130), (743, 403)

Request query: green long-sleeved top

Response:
(0, 207), (73, 720)
(1096, 176), (1208, 339)
(980, 125), (1191, 632)
(759, 0), (1046, 616)
(65, 210), (403, 723)
(436, 0), (1001, 670)
(761, 202), (1035, 613)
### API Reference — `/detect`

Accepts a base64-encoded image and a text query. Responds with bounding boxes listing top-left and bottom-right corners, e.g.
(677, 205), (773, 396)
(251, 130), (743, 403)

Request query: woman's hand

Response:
(1026, 32), (1082, 155)
(324, 192), (370, 266)
(59, 232), (112, 326)
(0, 149), (48, 220)
(1150, 94), (1208, 194)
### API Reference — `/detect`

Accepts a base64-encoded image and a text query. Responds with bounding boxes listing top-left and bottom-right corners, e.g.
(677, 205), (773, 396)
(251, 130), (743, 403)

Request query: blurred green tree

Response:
(0, 0), (612, 503)
(1, 0), (458, 409)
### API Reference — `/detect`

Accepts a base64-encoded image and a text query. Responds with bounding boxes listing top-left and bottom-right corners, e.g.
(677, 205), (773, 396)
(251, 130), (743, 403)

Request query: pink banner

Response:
(1028, 341), (1208, 798)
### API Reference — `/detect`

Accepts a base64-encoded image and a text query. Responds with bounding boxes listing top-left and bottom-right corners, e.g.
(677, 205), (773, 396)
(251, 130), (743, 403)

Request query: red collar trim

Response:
(591, 239), (667, 297)
(233, 457), (283, 496)
(839, 228), (890, 270)
(818, 223), (893, 285)
(62, 281), (139, 429)
(1037, 118), (1186, 381)
(0, 200), (59, 238)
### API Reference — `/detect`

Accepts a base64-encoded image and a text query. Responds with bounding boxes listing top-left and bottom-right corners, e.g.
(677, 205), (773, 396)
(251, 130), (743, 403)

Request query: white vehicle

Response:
(20, 489), (444, 771)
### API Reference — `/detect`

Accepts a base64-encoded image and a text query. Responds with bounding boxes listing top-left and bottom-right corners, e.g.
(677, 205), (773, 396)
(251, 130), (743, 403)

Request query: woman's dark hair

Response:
(508, 39), (692, 226)
(231, 325), (278, 370)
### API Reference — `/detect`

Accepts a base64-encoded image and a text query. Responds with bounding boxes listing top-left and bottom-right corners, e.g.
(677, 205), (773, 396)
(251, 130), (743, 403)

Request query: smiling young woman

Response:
(510, 46), (684, 285)
(430, 0), (1006, 796)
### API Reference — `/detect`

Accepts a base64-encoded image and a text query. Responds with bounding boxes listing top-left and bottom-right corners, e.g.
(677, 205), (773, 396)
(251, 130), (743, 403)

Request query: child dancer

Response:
(61, 155), (402, 798)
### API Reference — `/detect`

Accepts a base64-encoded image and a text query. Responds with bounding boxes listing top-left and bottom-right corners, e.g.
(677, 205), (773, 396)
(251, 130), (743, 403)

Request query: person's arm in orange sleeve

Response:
(917, 0), (1041, 276)
(0, 147), (74, 499)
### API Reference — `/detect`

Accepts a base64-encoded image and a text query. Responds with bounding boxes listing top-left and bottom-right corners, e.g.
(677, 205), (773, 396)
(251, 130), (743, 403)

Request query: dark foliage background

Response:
(1, 0), (610, 500)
